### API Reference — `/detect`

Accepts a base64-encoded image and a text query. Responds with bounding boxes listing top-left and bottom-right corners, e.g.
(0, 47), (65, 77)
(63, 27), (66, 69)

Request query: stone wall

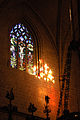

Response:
(0, 1), (59, 120)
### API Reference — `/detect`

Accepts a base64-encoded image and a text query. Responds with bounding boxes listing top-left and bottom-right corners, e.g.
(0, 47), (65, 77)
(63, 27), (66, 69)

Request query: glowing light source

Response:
(49, 69), (52, 74)
(40, 72), (44, 78)
(52, 80), (55, 84)
(44, 64), (49, 69)
(40, 67), (43, 71)
(32, 59), (55, 84)
(44, 77), (46, 81)
(45, 69), (48, 74)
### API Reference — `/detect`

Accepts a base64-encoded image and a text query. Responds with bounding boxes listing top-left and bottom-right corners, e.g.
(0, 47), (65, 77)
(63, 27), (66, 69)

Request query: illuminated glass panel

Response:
(10, 33), (17, 68)
(18, 40), (26, 70)
(27, 36), (34, 74)
(10, 23), (55, 83)
(10, 23), (34, 72)
(33, 59), (55, 83)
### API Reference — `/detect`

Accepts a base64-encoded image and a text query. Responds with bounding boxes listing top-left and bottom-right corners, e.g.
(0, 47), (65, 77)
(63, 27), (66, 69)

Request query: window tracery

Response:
(10, 23), (55, 83)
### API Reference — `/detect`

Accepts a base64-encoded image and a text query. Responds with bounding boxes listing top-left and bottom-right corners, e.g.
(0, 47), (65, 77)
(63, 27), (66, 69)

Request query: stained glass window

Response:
(10, 23), (55, 83)
(10, 23), (34, 73)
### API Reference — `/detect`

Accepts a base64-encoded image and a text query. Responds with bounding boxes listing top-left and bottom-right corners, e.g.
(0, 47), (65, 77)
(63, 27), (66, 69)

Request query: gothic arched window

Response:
(10, 23), (55, 83)
(10, 23), (34, 74)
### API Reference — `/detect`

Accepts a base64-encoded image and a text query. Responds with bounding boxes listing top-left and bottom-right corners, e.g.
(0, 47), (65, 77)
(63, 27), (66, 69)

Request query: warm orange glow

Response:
(52, 80), (55, 83)
(38, 76), (40, 79)
(48, 74), (53, 80)
(37, 65), (38, 70)
(49, 69), (52, 74)
(33, 66), (36, 71)
(44, 77), (46, 80)
(47, 78), (49, 82)
(44, 64), (49, 69)
(39, 59), (43, 64)
(30, 59), (55, 84)
(45, 69), (48, 74)
(40, 67), (43, 71)
(40, 72), (44, 78)
(69, 8), (72, 21)
(49, 86), (57, 108)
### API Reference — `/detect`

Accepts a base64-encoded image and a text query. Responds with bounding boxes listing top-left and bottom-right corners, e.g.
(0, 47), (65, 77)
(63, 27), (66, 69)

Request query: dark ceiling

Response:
(28, 0), (58, 39)
(0, 0), (59, 42)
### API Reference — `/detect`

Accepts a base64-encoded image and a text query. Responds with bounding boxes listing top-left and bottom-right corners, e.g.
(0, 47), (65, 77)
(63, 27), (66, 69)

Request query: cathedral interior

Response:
(0, 0), (80, 120)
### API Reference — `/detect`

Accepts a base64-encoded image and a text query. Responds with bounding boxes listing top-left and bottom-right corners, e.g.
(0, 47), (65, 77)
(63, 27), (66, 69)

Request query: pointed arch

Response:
(10, 23), (35, 74)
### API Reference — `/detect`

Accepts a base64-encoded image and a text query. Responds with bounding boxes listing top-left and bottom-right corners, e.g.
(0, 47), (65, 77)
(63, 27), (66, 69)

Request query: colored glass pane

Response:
(10, 34), (17, 68)
(26, 35), (34, 74)
(10, 23), (34, 72)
